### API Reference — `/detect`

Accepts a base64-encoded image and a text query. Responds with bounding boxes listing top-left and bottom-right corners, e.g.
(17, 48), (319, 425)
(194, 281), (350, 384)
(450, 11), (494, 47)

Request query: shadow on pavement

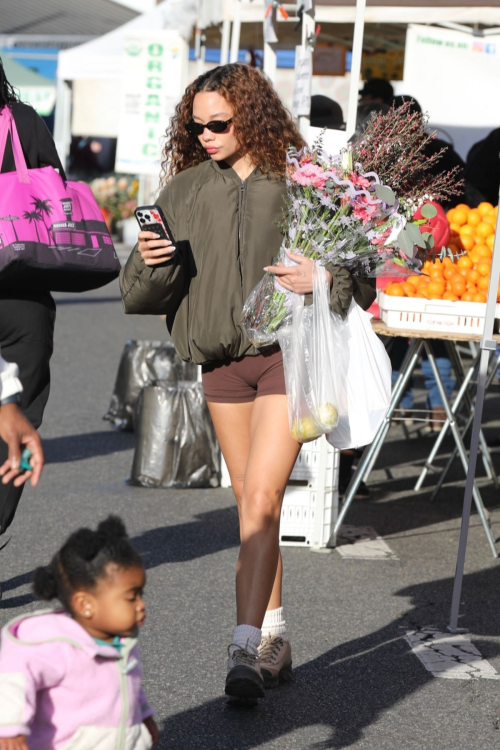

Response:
(132, 507), (240, 569)
(43, 430), (136, 464)
(54, 297), (123, 306)
(159, 565), (500, 749)
(0, 571), (35, 610)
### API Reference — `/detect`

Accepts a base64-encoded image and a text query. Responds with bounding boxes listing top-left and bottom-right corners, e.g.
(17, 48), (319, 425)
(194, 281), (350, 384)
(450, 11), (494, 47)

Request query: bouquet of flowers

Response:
(241, 103), (462, 347)
(89, 175), (139, 225)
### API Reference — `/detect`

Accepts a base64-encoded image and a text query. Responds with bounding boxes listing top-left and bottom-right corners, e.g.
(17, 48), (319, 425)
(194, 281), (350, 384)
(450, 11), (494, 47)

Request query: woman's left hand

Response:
(264, 251), (332, 295)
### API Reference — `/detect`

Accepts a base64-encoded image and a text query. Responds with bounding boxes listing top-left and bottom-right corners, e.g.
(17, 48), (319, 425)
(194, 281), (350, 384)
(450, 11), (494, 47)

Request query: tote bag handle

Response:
(0, 107), (31, 184)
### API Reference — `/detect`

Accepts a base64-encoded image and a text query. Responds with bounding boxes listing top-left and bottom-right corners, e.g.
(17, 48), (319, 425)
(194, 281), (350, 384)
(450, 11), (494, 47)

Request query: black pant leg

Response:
(0, 291), (55, 535)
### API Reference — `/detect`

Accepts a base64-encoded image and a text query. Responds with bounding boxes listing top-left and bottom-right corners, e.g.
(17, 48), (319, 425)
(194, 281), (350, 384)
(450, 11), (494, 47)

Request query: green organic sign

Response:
(125, 42), (142, 56)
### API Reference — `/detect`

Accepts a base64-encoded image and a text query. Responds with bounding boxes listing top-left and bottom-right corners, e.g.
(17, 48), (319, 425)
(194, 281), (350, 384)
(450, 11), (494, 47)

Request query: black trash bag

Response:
(129, 381), (220, 489)
(104, 340), (197, 430)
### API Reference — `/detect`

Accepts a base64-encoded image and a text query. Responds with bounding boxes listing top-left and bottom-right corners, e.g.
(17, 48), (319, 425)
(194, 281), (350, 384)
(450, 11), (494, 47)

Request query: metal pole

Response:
(297, 2), (315, 139)
(414, 350), (478, 491)
(229, 0), (241, 63)
(333, 339), (423, 536)
(345, 0), (366, 138)
(220, 19), (231, 65)
(448, 188), (500, 633)
(53, 76), (71, 171)
(424, 343), (497, 558)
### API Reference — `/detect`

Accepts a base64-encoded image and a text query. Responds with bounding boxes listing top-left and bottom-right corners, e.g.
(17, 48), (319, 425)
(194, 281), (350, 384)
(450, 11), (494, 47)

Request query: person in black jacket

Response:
(0, 58), (64, 546)
(465, 128), (500, 207)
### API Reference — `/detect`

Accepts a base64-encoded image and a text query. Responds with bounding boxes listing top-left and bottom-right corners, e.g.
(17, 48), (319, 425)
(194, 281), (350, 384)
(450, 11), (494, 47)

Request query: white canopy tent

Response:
(53, 0), (204, 162)
(202, 0), (500, 633)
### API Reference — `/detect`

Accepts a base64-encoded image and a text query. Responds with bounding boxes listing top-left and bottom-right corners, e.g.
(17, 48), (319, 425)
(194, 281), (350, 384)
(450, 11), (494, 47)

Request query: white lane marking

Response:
(405, 627), (500, 680)
(336, 525), (399, 560)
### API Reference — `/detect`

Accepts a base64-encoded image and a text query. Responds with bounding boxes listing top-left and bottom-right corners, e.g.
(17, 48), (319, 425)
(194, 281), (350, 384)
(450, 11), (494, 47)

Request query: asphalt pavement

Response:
(2, 260), (500, 750)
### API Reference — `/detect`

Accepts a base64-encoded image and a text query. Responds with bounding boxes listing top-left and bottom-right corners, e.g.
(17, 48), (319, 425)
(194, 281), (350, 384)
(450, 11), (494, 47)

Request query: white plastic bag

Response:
(277, 265), (341, 443)
(326, 299), (392, 450)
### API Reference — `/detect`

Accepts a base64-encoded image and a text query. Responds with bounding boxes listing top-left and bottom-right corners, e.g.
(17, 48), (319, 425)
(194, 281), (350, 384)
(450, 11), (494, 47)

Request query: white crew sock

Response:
(231, 624), (262, 656)
(262, 607), (288, 641)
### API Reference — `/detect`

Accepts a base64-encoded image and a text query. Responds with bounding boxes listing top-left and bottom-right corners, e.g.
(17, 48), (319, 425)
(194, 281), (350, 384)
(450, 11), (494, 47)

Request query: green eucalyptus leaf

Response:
(398, 229), (414, 255)
(421, 203), (438, 219)
(374, 184), (396, 206)
(422, 231), (435, 249)
(406, 223), (426, 248)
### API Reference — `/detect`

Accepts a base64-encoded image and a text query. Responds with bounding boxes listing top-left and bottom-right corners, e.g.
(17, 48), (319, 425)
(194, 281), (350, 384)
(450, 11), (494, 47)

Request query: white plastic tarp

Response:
(2, 56), (56, 116)
(403, 24), (500, 158)
(197, 0), (224, 30)
(58, 0), (198, 81)
(58, 0), (199, 137)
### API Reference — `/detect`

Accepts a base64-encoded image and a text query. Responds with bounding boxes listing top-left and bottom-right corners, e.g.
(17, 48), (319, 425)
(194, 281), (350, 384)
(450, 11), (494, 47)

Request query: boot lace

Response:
(228, 643), (259, 668)
(258, 636), (283, 665)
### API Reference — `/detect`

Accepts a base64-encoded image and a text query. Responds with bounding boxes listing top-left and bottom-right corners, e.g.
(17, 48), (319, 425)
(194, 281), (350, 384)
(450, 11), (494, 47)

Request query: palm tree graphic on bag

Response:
(23, 210), (44, 243)
(31, 197), (54, 244)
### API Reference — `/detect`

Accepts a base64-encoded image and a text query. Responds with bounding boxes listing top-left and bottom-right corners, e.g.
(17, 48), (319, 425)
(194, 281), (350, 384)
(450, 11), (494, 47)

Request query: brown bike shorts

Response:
(201, 347), (286, 403)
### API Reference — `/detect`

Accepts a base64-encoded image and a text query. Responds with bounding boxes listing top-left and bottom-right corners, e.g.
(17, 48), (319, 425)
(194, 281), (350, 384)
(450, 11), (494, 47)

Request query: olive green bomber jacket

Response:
(120, 159), (376, 365)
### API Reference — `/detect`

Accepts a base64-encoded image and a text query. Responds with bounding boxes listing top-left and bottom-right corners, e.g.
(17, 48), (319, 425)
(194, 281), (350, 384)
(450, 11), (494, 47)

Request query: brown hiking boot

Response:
(225, 644), (265, 705)
(258, 636), (293, 689)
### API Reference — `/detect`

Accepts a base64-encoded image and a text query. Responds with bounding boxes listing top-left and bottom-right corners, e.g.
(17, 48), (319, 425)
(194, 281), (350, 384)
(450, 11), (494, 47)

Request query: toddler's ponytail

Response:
(33, 563), (59, 601)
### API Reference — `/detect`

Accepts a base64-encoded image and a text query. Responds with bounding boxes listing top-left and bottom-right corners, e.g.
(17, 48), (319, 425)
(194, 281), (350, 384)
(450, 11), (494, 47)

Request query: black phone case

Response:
(134, 205), (175, 244)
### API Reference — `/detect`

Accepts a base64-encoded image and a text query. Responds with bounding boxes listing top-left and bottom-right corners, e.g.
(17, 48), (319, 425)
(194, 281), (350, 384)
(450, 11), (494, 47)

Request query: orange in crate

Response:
(476, 221), (494, 239)
(478, 202), (494, 216)
(427, 281), (445, 298)
(385, 283), (405, 297)
(477, 261), (492, 277)
(467, 208), (482, 226)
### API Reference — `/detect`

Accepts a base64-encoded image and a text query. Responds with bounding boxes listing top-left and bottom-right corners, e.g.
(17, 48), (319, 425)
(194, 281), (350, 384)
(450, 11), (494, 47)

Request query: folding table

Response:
(333, 320), (500, 557)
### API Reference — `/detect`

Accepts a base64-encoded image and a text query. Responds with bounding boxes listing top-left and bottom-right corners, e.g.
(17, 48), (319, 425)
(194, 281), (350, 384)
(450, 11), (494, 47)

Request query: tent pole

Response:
(229, 0), (241, 63)
(345, 0), (366, 138)
(448, 190), (500, 633)
(221, 19), (231, 65)
(53, 76), (72, 172)
(297, 1), (315, 139)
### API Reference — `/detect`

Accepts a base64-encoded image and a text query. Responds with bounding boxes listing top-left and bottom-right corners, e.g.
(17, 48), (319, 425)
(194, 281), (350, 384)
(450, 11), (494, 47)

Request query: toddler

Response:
(0, 516), (158, 749)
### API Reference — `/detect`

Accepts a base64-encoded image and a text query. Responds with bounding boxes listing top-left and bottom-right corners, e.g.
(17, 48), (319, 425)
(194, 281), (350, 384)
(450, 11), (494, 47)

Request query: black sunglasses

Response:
(185, 118), (233, 136)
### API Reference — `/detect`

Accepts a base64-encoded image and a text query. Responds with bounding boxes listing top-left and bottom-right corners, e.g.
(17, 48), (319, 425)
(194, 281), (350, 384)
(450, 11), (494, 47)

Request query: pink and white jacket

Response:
(0, 609), (154, 750)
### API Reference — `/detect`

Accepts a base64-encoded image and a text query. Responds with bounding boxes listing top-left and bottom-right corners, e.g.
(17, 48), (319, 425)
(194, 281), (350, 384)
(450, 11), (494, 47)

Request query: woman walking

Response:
(120, 63), (375, 703)
(0, 59), (63, 548)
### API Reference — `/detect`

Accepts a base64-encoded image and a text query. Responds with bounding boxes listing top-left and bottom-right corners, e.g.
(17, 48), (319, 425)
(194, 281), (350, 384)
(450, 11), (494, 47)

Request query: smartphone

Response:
(134, 205), (175, 244)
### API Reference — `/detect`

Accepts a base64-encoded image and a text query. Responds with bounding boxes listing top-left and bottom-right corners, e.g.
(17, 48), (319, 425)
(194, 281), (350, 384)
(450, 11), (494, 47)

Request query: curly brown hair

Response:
(161, 63), (305, 182)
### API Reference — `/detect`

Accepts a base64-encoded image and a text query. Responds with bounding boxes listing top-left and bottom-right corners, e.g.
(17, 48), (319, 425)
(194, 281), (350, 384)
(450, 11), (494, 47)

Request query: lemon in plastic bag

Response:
(291, 416), (322, 443)
(315, 403), (339, 431)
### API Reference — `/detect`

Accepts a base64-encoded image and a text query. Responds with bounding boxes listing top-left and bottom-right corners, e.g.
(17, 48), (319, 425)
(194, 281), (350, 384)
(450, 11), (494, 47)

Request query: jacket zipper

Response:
(238, 180), (246, 298)
(116, 651), (131, 750)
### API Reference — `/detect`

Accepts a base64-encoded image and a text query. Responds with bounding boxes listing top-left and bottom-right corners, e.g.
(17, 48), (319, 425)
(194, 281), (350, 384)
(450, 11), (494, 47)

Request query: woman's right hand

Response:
(0, 736), (29, 750)
(137, 231), (176, 267)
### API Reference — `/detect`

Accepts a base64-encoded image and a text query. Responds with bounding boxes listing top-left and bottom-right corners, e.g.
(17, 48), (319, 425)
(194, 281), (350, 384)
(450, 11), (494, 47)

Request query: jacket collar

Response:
(4, 608), (137, 660)
(210, 159), (261, 183)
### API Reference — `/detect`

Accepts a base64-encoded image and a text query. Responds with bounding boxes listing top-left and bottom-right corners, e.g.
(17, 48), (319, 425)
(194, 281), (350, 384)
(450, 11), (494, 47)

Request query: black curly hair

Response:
(33, 516), (143, 612)
(0, 56), (20, 109)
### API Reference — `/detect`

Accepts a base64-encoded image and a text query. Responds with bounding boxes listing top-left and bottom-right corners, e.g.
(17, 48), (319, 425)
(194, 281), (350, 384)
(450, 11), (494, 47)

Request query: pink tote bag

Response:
(0, 107), (121, 292)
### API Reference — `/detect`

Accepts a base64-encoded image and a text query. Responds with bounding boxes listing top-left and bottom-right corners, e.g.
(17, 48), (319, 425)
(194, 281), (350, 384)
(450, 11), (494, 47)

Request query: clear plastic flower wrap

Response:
(277, 265), (341, 443)
(242, 105), (464, 347)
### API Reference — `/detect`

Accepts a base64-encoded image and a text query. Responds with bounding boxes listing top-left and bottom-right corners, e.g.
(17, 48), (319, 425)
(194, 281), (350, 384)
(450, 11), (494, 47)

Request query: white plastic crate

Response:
(289, 437), (339, 486)
(220, 453), (231, 488)
(280, 440), (340, 549)
(378, 291), (500, 335)
(221, 438), (340, 548)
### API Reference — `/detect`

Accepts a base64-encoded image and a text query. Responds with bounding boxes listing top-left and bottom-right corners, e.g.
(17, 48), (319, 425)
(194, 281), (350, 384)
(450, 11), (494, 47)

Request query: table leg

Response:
(414, 349), (478, 492)
(332, 339), (423, 536)
(429, 348), (500, 500)
(424, 342), (497, 558)
(447, 342), (498, 486)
